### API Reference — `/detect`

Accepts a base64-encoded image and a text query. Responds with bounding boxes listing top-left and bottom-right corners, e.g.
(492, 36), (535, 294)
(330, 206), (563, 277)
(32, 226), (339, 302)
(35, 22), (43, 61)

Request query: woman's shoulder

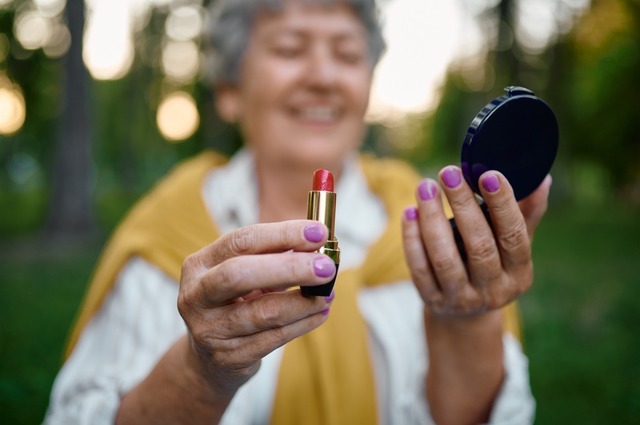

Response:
(153, 150), (229, 194)
(358, 154), (421, 209)
(126, 150), (229, 222)
(358, 153), (421, 187)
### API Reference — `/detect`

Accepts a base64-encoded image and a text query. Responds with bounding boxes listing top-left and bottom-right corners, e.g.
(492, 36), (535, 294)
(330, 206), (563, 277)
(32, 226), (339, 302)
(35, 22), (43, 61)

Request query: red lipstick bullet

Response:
(302, 169), (340, 297)
(313, 169), (334, 192)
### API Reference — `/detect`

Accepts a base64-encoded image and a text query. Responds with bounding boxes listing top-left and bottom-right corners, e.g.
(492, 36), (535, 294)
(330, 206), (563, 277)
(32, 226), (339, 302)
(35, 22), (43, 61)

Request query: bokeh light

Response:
(156, 91), (199, 142)
(0, 79), (26, 136)
(83, 0), (134, 80)
(43, 19), (71, 58)
(7, 152), (40, 186)
(13, 6), (71, 58)
(161, 40), (200, 83)
(367, 0), (462, 123)
(165, 5), (203, 42)
(33, 0), (66, 18)
(14, 11), (52, 50)
(516, 0), (558, 54)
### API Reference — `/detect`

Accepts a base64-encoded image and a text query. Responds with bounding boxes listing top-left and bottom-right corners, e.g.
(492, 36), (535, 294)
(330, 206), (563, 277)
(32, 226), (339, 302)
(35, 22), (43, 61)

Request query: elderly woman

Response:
(45, 0), (551, 424)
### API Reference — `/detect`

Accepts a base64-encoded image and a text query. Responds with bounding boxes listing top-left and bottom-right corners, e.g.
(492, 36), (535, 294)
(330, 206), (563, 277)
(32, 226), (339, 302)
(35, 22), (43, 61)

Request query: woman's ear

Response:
(215, 85), (241, 123)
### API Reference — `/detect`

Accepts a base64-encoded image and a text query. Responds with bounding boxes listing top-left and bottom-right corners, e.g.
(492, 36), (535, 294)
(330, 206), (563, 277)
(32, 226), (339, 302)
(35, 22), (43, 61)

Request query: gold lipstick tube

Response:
(301, 190), (340, 297)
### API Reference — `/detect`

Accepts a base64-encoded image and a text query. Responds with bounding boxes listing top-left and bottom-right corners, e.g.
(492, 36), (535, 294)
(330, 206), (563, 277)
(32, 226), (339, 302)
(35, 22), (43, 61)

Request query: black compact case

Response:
(451, 86), (559, 260)
(461, 86), (559, 200)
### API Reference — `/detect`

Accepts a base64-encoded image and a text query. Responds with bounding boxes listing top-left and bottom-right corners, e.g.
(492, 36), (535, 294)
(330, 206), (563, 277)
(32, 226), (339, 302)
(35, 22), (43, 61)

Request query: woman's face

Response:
(220, 1), (374, 171)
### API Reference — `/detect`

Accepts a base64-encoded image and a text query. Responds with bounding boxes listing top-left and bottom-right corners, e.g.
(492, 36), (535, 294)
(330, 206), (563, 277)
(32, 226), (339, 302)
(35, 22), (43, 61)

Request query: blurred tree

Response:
(46, 0), (94, 238)
(410, 0), (527, 171)
(411, 0), (640, 206)
(89, 4), (213, 231)
(492, 0), (520, 87)
(5, 0), (639, 241)
(0, 4), (61, 236)
(565, 0), (640, 202)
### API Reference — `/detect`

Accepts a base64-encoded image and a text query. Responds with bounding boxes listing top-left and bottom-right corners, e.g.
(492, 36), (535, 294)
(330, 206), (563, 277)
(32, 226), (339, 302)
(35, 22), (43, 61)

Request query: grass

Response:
(0, 240), (101, 425)
(0, 203), (639, 424)
(524, 204), (640, 424)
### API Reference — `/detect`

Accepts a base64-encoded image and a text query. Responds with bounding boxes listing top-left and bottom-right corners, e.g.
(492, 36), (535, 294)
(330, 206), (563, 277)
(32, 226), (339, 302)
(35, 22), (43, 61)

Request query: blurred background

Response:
(0, 0), (639, 423)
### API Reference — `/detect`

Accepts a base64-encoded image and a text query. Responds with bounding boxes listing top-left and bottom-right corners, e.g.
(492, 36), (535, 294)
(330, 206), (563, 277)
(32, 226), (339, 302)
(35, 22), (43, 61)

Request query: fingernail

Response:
(404, 206), (419, 221)
(442, 167), (462, 189)
(324, 291), (336, 303)
(304, 224), (325, 243)
(321, 307), (330, 316)
(313, 256), (335, 278)
(418, 179), (437, 201)
(481, 173), (500, 193)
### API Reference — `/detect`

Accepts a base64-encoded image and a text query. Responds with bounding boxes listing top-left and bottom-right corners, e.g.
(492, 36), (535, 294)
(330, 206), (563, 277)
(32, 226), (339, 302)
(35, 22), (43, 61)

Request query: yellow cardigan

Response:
(66, 151), (521, 425)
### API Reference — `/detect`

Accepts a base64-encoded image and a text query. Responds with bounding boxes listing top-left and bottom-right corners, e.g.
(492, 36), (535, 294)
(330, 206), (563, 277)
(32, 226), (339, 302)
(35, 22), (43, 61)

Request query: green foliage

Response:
(0, 185), (47, 236)
(0, 2), (234, 238)
(0, 8), (62, 236)
(409, 0), (640, 207)
(0, 9), (62, 160)
(568, 30), (640, 190)
(414, 74), (494, 169)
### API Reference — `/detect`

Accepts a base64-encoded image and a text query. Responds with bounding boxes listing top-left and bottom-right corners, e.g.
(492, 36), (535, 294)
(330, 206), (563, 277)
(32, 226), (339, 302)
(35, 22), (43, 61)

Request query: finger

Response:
(222, 308), (330, 368)
(190, 220), (329, 270)
(215, 290), (334, 338)
(197, 252), (336, 306)
(518, 174), (552, 238)
(415, 177), (467, 296)
(236, 287), (288, 303)
(401, 205), (441, 303)
(439, 166), (502, 286)
(478, 171), (531, 270)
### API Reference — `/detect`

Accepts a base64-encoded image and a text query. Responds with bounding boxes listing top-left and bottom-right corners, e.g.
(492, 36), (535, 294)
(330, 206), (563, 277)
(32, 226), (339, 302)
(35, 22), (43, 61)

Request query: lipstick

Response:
(302, 169), (340, 297)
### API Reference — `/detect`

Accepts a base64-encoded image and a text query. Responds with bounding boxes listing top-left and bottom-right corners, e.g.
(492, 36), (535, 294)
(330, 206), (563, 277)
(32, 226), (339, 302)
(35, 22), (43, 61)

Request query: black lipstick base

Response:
(301, 264), (339, 297)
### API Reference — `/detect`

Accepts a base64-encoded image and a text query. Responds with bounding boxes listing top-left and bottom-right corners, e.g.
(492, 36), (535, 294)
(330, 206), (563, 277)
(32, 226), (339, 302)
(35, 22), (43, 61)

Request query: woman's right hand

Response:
(177, 220), (336, 400)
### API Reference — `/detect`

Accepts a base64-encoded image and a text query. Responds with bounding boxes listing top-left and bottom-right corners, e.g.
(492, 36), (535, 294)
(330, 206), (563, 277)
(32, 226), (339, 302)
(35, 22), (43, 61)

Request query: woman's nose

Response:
(304, 46), (339, 90)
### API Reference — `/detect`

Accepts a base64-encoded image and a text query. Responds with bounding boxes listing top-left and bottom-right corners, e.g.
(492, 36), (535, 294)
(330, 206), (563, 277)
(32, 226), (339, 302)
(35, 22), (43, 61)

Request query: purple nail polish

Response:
(313, 256), (335, 278)
(324, 291), (336, 303)
(418, 179), (437, 201)
(482, 174), (500, 193)
(404, 206), (419, 221)
(321, 307), (330, 316)
(304, 224), (325, 243)
(442, 167), (462, 189)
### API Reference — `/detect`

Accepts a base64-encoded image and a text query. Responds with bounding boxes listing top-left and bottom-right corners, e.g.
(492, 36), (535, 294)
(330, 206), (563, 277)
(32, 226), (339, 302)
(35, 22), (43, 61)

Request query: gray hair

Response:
(206, 0), (386, 85)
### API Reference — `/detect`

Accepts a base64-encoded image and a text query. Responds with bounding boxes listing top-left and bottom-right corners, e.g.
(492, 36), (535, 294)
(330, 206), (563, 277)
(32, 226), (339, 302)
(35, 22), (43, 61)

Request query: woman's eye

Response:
(272, 44), (303, 58)
(337, 49), (364, 64)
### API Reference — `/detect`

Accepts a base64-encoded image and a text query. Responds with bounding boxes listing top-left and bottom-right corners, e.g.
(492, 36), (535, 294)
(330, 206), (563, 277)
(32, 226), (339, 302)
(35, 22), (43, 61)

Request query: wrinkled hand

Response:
(178, 220), (336, 398)
(402, 166), (552, 317)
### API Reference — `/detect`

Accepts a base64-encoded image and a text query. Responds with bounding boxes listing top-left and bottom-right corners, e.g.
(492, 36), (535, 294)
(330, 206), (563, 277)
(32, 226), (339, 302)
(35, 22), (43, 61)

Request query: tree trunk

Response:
(47, 0), (94, 239)
(494, 0), (520, 86)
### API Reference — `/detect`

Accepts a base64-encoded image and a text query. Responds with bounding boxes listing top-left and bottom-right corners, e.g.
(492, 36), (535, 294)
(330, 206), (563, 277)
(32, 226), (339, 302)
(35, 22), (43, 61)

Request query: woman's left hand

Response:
(402, 165), (552, 317)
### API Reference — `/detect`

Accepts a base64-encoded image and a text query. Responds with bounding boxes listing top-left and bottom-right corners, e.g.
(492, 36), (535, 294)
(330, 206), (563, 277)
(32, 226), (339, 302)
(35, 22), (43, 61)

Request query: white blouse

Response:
(44, 150), (535, 424)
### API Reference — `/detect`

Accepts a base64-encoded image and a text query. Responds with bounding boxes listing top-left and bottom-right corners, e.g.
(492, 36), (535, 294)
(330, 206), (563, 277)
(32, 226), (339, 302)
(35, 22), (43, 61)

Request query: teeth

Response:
(299, 107), (336, 121)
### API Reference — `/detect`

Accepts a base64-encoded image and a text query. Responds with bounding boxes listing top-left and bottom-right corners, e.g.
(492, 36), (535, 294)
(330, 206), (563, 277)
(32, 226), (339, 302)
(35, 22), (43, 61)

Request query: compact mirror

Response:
(461, 86), (559, 200)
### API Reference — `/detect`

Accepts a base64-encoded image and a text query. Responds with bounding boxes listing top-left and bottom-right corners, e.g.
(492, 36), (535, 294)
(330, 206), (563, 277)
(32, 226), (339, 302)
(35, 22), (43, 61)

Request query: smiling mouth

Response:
(294, 107), (339, 123)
